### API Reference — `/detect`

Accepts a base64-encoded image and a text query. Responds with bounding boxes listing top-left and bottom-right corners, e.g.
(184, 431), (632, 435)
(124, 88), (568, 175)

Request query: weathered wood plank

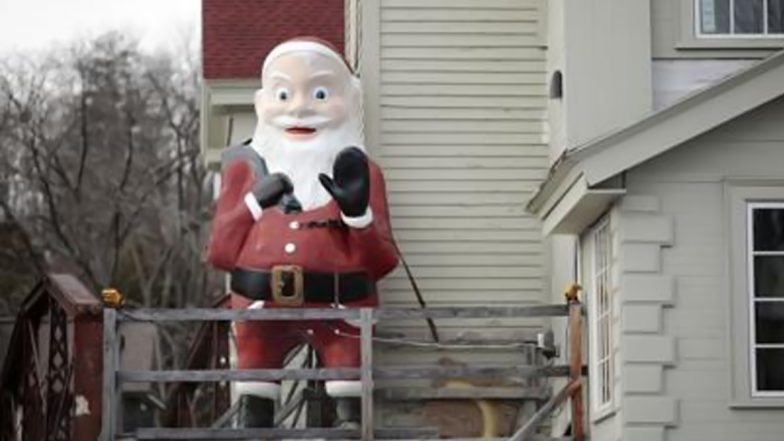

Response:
(361, 309), (374, 440)
(134, 427), (439, 440)
(568, 302), (585, 441)
(101, 308), (119, 441)
(509, 380), (581, 441)
(118, 364), (575, 383)
(116, 305), (567, 323)
(379, 386), (549, 400)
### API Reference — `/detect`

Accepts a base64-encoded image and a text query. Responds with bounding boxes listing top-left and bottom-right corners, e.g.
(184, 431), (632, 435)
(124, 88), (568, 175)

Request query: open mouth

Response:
(285, 127), (317, 135)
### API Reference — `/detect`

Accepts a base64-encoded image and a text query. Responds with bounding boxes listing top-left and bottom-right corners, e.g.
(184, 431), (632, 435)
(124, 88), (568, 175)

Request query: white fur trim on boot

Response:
(236, 381), (281, 400)
(326, 380), (362, 398)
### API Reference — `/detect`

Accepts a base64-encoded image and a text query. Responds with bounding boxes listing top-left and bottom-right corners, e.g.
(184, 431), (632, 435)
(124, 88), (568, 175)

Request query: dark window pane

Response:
(735, 0), (764, 33)
(755, 302), (784, 343)
(754, 256), (784, 297)
(701, 0), (731, 33)
(753, 208), (784, 251)
(756, 348), (784, 391)
(770, 0), (784, 33)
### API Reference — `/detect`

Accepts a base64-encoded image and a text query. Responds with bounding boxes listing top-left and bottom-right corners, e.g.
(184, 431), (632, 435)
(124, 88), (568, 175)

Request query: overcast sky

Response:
(0, 0), (200, 54)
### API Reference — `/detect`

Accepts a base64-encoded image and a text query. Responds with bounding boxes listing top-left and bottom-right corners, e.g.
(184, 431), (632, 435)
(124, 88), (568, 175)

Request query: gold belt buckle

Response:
(271, 265), (304, 306)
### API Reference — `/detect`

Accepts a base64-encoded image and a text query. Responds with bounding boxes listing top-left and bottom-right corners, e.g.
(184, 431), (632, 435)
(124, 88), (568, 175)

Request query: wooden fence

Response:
(102, 303), (585, 441)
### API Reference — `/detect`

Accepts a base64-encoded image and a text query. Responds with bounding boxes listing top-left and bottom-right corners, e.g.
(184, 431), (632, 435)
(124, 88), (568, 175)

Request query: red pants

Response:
(231, 294), (375, 370)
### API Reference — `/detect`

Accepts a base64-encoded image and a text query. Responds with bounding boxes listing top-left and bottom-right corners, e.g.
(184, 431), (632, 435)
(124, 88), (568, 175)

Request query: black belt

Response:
(231, 267), (373, 304)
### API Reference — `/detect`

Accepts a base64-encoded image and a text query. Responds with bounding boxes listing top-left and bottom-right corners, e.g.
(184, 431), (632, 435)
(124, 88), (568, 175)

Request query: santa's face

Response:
(251, 47), (363, 211)
(259, 53), (351, 143)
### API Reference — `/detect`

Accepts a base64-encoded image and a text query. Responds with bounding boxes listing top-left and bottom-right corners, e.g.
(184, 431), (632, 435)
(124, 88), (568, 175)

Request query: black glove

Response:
(252, 172), (292, 209)
(319, 147), (370, 217)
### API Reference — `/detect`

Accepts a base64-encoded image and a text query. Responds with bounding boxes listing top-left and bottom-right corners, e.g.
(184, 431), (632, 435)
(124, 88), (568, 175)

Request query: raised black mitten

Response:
(252, 172), (292, 208)
(319, 147), (370, 217)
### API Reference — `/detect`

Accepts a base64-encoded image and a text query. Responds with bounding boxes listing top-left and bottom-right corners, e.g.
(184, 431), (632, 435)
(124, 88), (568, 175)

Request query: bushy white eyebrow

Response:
(310, 70), (336, 80)
(269, 71), (291, 81)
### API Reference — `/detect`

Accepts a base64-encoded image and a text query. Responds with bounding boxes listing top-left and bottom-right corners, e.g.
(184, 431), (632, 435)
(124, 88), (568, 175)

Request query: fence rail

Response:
(101, 303), (583, 441)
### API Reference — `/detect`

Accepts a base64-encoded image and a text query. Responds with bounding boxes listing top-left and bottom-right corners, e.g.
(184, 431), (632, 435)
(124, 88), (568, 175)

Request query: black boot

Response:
(333, 397), (361, 429)
(237, 394), (275, 427)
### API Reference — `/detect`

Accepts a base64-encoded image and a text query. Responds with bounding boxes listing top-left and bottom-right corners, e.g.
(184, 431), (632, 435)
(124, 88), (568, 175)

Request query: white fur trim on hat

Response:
(263, 40), (350, 76)
(326, 380), (362, 398)
(236, 381), (281, 400)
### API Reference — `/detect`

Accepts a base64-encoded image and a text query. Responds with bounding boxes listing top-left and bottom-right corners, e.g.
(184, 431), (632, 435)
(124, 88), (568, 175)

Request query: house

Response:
(201, 0), (784, 438)
(528, 1), (784, 440)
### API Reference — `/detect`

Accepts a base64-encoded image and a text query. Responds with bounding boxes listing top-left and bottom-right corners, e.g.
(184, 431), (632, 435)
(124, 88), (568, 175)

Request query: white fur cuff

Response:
(326, 380), (362, 398)
(342, 209), (373, 229)
(244, 192), (263, 221)
(236, 381), (281, 400)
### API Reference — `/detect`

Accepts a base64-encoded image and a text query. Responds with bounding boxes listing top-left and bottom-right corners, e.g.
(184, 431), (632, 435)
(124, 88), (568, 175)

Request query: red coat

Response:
(207, 155), (399, 299)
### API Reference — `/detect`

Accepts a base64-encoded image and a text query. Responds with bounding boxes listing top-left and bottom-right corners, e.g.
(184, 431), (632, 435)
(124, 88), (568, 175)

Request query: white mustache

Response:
(272, 115), (331, 129)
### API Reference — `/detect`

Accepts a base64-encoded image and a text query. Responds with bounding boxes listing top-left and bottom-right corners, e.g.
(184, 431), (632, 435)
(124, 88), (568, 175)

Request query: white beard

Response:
(250, 118), (364, 211)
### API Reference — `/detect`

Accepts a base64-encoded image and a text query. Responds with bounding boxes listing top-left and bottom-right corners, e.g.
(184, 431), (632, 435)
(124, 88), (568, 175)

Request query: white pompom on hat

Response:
(262, 37), (353, 78)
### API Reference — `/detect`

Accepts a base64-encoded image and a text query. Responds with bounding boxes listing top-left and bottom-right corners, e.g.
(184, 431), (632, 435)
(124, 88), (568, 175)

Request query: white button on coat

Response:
(284, 243), (296, 254)
(289, 221), (300, 230)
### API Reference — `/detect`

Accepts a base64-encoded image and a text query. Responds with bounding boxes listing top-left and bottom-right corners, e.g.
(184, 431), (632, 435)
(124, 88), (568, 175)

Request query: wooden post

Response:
(72, 313), (103, 440)
(101, 308), (119, 441)
(360, 308), (374, 441)
(568, 301), (585, 441)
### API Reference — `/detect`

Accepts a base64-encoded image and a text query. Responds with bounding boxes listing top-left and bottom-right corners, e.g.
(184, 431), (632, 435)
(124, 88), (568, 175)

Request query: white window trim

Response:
(746, 202), (784, 397)
(695, 0), (784, 39)
(589, 217), (615, 418)
(726, 182), (784, 408)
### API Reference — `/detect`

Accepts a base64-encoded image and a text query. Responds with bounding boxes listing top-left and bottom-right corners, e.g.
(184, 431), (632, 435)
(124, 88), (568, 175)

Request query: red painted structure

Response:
(202, 0), (345, 79)
(0, 274), (103, 441)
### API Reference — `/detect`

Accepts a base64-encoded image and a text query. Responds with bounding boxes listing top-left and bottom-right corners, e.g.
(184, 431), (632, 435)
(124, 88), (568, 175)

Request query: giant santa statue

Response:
(207, 38), (399, 428)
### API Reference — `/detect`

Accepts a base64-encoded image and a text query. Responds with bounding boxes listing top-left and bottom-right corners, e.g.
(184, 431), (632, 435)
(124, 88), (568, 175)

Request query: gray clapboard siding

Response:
(383, 145), (547, 157)
(620, 97), (784, 441)
(382, 9), (537, 22)
(383, 47), (545, 59)
(382, 21), (540, 34)
(372, 1), (549, 386)
(381, 59), (545, 72)
(383, 107), (545, 120)
(382, 132), (545, 144)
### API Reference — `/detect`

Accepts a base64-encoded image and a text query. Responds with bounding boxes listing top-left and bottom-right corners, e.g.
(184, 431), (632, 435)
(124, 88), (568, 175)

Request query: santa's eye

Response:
(313, 87), (329, 101)
(276, 88), (290, 101)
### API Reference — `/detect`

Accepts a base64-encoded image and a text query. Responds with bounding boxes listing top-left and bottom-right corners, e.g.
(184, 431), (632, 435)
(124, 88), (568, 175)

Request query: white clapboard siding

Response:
(375, 0), (549, 347)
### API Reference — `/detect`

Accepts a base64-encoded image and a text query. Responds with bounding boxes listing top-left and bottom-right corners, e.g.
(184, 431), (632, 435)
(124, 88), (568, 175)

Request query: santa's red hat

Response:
(262, 37), (353, 77)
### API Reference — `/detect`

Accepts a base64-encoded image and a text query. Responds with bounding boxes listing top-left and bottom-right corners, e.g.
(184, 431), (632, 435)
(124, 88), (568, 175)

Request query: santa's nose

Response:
(289, 95), (314, 118)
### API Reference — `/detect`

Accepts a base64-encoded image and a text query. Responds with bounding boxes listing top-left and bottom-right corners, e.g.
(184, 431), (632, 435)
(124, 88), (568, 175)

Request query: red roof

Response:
(202, 0), (344, 80)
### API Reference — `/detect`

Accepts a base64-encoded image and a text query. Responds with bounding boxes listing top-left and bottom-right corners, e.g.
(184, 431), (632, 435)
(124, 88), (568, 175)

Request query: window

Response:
(697, 0), (784, 37)
(747, 203), (784, 396)
(591, 219), (614, 413)
(727, 183), (784, 406)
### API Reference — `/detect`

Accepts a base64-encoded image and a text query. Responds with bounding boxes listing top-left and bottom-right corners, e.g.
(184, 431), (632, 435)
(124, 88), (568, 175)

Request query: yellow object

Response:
(102, 288), (125, 308)
(443, 380), (499, 438)
(564, 283), (582, 302)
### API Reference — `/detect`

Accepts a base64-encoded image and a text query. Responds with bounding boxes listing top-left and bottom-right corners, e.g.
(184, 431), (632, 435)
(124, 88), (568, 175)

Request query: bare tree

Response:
(0, 33), (221, 322)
